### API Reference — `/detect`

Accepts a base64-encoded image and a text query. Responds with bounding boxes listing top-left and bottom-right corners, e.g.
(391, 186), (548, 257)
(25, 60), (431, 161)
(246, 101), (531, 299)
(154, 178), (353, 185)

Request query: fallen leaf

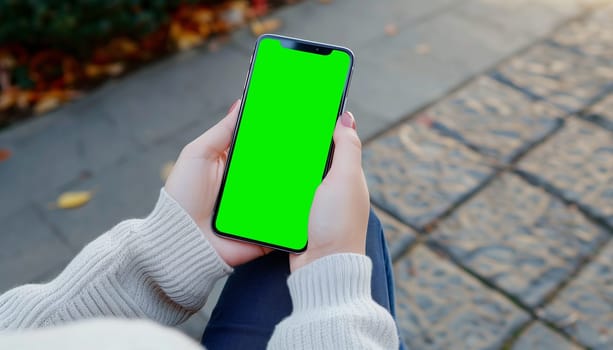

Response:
(415, 43), (431, 55)
(384, 23), (398, 36)
(113, 38), (139, 56)
(176, 32), (205, 51)
(0, 148), (11, 162)
(105, 62), (125, 77)
(34, 95), (61, 114)
(161, 161), (175, 181)
(0, 88), (18, 111)
(17, 90), (35, 109)
(221, 2), (247, 27)
(0, 68), (10, 90)
(252, 0), (269, 16)
(0, 51), (16, 70)
(84, 64), (104, 79)
(250, 18), (282, 36)
(56, 191), (93, 209)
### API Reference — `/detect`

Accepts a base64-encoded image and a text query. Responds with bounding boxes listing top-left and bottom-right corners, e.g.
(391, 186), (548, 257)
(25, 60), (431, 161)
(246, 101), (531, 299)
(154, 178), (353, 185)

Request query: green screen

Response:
(214, 36), (352, 251)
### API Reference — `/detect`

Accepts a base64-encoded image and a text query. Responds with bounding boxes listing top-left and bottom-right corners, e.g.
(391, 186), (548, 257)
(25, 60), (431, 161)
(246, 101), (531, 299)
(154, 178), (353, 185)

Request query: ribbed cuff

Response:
(129, 189), (233, 308)
(287, 254), (372, 312)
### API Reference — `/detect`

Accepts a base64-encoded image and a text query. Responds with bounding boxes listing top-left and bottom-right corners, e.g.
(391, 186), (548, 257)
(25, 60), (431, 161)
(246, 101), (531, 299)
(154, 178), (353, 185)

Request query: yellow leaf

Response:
(85, 64), (103, 79)
(384, 23), (398, 37)
(0, 89), (17, 111)
(161, 161), (175, 181)
(57, 191), (93, 209)
(415, 43), (431, 55)
(176, 32), (205, 51)
(250, 18), (282, 36)
(34, 95), (61, 115)
(105, 63), (125, 77)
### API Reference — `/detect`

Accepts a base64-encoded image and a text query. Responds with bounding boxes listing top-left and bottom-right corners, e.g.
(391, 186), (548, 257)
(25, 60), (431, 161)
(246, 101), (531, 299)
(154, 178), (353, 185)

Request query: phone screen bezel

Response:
(211, 34), (355, 253)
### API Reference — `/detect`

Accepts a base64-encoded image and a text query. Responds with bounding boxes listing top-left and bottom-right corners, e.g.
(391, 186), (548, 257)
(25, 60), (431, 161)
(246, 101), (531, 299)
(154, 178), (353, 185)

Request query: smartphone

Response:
(211, 34), (354, 253)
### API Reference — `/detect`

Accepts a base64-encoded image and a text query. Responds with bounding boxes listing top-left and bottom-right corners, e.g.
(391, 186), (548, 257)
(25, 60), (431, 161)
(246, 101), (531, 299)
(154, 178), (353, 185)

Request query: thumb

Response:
(183, 99), (241, 160)
(326, 111), (362, 180)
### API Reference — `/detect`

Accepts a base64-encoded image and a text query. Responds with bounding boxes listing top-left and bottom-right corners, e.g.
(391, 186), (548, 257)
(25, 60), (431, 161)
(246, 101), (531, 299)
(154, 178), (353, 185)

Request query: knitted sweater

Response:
(0, 189), (398, 349)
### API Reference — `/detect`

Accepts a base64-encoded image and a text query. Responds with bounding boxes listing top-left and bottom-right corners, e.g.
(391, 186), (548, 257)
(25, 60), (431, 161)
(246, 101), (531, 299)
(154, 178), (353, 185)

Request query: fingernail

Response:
(228, 99), (240, 114)
(341, 112), (356, 129)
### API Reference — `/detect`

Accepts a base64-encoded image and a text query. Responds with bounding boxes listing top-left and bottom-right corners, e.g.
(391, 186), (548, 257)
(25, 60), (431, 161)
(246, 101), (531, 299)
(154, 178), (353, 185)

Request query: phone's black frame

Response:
(211, 34), (355, 254)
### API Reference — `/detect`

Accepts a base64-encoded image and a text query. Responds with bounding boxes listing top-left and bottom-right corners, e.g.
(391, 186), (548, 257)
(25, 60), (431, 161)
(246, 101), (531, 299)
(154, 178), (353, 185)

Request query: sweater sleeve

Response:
(267, 254), (400, 350)
(0, 189), (232, 330)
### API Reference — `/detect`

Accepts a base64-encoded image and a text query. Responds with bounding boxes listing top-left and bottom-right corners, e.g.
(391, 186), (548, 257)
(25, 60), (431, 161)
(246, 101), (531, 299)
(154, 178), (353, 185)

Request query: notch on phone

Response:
(279, 38), (332, 55)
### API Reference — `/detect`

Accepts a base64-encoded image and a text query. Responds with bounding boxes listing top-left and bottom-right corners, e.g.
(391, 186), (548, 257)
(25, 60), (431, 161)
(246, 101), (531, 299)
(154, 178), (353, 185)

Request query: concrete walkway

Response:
(1, 0), (611, 347)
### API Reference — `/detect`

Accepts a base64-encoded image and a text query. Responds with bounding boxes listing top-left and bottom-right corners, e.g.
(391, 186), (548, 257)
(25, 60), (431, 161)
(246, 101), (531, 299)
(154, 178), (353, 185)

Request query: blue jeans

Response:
(201, 208), (403, 349)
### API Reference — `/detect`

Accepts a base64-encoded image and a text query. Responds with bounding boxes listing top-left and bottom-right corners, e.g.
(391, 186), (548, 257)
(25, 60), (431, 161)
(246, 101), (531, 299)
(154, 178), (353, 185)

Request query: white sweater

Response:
(0, 189), (398, 349)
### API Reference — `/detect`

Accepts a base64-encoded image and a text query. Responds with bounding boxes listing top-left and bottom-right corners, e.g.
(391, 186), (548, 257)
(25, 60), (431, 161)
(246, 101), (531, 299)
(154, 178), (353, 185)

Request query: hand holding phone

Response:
(165, 102), (368, 270)
(166, 35), (367, 269)
(289, 111), (369, 272)
(165, 101), (271, 267)
(212, 35), (355, 252)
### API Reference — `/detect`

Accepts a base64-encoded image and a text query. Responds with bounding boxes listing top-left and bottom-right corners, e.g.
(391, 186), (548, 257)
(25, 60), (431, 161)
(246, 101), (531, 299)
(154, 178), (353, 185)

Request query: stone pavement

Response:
(0, 0), (612, 347)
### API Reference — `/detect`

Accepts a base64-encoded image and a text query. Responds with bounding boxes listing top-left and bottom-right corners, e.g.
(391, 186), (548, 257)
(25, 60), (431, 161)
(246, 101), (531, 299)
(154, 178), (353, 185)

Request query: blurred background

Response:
(0, 0), (611, 348)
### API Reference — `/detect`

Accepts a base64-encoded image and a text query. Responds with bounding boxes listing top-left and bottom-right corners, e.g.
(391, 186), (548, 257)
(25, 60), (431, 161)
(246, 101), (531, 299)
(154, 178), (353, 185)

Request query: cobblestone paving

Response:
(493, 43), (613, 114)
(429, 173), (608, 307)
(541, 241), (613, 350)
(363, 122), (494, 230)
(417, 76), (562, 162)
(584, 93), (613, 131)
(394, 245), (529, 350)
(511, 322), (581, 350)
(518, 118), (613, 229)
(372, 207), (417, 261)
(550, 4), (613, 63)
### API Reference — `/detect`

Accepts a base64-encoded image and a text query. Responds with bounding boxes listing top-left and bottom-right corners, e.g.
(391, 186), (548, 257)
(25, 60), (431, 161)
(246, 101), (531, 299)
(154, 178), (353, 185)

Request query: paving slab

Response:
(429, 173), (609, 307)
(0, 104), (139, 216)
(372, 206), (417, 261)
(363, 121), (494, 230)
(231, 0), (461, 54)
(349, 9), (529, 139)
(38, 142), (180, 251)
(35, 106), (231, 251)
(541, 240), (613, 349)
(97, 45), (249, 146)
(456, 0), (582, 40)
(0, 205), (74, 293)
(492, 43), (613, 114)
(518, 118), (613, 229)
(550, 4), (613, 63)
(0, 45), (247, 218)
(417, 76), (563, 162)
(511, 322), (581, 350)
(583, 93), (613, 131)
(394, 245), (529, 350)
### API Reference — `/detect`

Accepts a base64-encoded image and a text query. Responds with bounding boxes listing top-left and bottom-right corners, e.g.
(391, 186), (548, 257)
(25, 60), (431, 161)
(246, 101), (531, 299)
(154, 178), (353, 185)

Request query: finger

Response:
(326, 111), (362, 180)
(183, 99), (241, 160)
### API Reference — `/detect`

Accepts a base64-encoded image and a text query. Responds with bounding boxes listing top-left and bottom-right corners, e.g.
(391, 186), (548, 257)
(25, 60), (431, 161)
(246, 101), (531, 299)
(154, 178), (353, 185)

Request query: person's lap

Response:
(201, 208), (399, 349)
